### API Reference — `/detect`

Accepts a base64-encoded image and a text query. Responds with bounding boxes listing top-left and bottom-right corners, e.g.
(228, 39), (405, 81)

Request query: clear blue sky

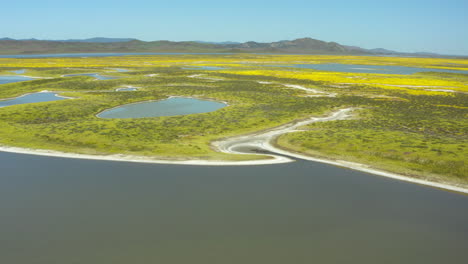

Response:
(2, 0), (468, 55)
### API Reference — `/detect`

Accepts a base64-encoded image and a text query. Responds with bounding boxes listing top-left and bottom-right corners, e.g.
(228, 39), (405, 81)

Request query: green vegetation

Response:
(0, 67), (347, 161)
(0, 54), (467, 187)
(277, 95), (467, 185)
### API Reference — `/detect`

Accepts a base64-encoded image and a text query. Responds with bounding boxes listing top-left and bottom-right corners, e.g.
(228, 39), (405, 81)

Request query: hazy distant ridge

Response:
(0, 37), (452, 57)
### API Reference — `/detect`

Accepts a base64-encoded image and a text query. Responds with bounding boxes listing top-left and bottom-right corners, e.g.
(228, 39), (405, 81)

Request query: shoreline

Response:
(212, 107), (468, 194)
(4, 74), (54, 79)
(0, 90), (75, 102)
(95, 95), (230, 118)
(267, 142), (468, 195)
(0, 144), (290, 166)
(0, 108), (466, 194)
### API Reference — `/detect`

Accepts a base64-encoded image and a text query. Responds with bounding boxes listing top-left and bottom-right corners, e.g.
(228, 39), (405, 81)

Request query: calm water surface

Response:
(97, 97), (227, 118)
(291, 63), (468, 75)
(0, 75), (34, 84)
(63, 73), (117, 80)
(11, 69), (26, 74)
(113, 68), (129, 72)
(0, 92), (68, 107)
(183, 66), (225, 70)
(0, 151), (467, 264)
(115, 87), (138, 91)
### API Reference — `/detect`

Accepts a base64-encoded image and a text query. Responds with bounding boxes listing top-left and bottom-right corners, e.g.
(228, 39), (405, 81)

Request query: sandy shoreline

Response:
(12, 75), (53, 79)
(215, 107), (467, 194)
(0, 144), (288, 166)
(0, 108), (466, 194)
(0, 90), (75, 102)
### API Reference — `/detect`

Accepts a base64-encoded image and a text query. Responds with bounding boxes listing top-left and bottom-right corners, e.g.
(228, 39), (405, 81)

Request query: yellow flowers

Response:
(3, 53), (466, 96)
(220, 68), (468, 95)
(2, 53), (468, 70)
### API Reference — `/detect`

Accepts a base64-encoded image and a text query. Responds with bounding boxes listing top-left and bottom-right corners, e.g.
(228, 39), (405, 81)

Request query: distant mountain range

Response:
(0, 37), (137, 43)
(0, 37), (459, 57)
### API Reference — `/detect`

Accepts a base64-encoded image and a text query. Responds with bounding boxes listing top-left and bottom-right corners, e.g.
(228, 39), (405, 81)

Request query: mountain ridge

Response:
(0, 37), (460, 57)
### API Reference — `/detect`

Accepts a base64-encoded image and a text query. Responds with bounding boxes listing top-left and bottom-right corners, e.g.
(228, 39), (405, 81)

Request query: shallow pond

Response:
(183, 66), (225, 70)
(116, 88), (138, 91)
(290, 63), (468, 75)
(0, 75), (34, 84)
(110, 68), (129, 72)
(115, 87), (138, 91)
(0, 151), (467, 264)
(63, 73), (117, 80)
(97, 97), (227, 118)
(0, 92), (69, 108)
(0, 53), (233, 58)
(11, 69), (26, 74)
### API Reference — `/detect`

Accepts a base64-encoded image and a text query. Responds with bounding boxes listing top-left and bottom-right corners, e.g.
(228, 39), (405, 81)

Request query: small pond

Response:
(97, 97), (227, 119)
(116, 87), (138, 91)
(289, 63), (468, 75)
(183, 66), (224, 70)
(63, 73), (117, 80)
(0, 92), (69, 108)
(0, 75), (34, 84)
(11, 69), (26, 74)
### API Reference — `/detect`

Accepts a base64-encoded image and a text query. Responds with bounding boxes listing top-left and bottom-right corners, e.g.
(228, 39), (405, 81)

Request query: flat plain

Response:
(0, 54), (467, 188)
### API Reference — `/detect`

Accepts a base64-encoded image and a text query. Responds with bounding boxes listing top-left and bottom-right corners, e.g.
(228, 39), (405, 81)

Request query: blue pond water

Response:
(115, 87), (138, 91)
(183, 66), (224, 70)
(113, 68), (129, 72)
(63, 73), (117, 80)
(290, 63), (468, 75)
(0, 92), (68, 108)
(97, 97), (227, 118)
(0, 75), (34, 84)
(11, 69), (26, 74)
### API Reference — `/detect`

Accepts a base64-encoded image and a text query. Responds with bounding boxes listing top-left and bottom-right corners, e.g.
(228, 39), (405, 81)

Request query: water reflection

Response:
(0, 92), (69, 108)
(97, 97), (227, 118)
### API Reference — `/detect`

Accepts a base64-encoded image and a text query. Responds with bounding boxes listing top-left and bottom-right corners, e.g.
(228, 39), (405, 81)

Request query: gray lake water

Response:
(0, 151), (466, 264)
(97, 97), (227, 119)
(290, 63), (468, 75)
(63, 73), (117, 80)
(0, 75), (34, 84)
(0, 92), (68, 108)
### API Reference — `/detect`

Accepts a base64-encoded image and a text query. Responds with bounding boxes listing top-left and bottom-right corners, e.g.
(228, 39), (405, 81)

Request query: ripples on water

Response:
(0, 75), (34, 84)
(0, 152), (466, 264)
(97, 97), (227, 119)
(0, 92), (68, 108)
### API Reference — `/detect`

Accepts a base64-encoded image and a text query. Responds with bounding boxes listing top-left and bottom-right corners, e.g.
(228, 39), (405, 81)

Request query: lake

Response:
(290, 63), (468, 75)
(0, 75), (34, 84)
(0, 151), (466, 264)
(63, 73), (117, 80)
(0, 92), (68, 108)
(97, 97), (227, 119)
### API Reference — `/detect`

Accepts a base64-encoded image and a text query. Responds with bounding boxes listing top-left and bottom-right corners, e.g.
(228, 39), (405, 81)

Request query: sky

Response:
(2, 0), (468, 55)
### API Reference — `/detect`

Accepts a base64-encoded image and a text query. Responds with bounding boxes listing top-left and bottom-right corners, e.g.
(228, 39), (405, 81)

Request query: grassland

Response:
(0, 54), (467, 187)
